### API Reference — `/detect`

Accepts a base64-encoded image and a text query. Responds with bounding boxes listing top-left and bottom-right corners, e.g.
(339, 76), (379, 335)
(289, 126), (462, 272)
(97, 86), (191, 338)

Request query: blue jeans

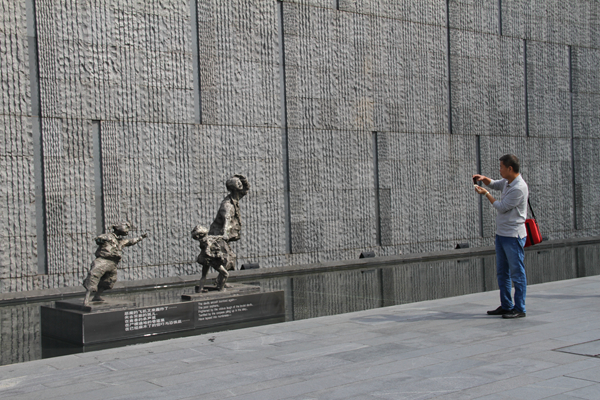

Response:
(495, 235), (527, 313)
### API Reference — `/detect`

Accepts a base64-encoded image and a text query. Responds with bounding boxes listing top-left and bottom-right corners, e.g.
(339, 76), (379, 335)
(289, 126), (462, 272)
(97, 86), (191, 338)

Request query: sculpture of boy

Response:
(83, 222), (147, 306)
(193, 174), (250, 292)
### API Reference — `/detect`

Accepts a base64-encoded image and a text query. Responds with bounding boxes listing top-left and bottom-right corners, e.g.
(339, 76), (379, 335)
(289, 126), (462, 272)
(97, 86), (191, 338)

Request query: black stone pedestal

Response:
(41, 300), (196, 345)
(41, 286), (284, 345)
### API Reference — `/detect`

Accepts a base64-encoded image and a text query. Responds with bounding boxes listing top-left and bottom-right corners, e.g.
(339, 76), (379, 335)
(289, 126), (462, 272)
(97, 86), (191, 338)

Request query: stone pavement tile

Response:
(212, 373), (357, 400)
(426, 326), (511, 347)
(479, 315), (552, 330)
(0, 383), (47, 399)
(501, 375), (596, 400)
(0, 363), (58, 380)
(269, 342), (368, 362)
(187, 343), (288, 364)
(367, 373), (491, 400)
(470, 339), (574, 364)
(6, 381), (107, 400)
(528, 358), (600, 380)
(55, 381), (162, 400)
(106, 379), (224, 400)
(527, 347), (590, 365)
(431, 375), (542, 400)
(563, 383), (600, 399)
(555, 330), (600, 345)
(406, 358), (489, 378)
(427, 302), (489, 313)
(334, 356), (443, 380)
(250, 319), (327, 335)
(482, 326), (582, 348)
(464, 357), (558, 381)
(212, 331), (313, 350)
(94, 354), (163, 372)
(146, 357), (286, 388)
(326, 342), (414, 362)
(534, 310), (598, 325)
(33, 354), (105, 370)
(389, 344), (460, 362)
(557, 339), (600, 358)
(429, 343), (502, 361)
(0, 364), (110, 391)
(283, 373), (423, 400)
(196, 376), (306, 399)
(87, 356), (248, 386)
(294, 321), (372, 338)
(543, 395), (597, 400)
(249, 339), (324, 356)
(352, 308), (440, 323)
(315, 327), (385, 344)
(237, 355), (353, 382)
(565, 365), (600, 383)
(472, 394), (512, 400)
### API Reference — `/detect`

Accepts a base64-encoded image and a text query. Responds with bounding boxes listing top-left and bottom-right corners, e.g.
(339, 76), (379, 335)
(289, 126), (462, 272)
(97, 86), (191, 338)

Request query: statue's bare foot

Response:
(91, 296), (105, 302)
(224, 283), (233, 288)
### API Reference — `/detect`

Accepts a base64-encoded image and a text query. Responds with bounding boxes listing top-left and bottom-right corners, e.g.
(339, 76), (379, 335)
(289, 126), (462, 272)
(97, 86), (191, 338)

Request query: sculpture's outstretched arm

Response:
(122, 232), (148, 247)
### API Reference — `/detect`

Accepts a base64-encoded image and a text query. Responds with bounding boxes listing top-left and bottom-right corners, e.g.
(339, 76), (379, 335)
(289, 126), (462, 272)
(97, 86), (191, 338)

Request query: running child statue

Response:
(193, 174), (249, 292)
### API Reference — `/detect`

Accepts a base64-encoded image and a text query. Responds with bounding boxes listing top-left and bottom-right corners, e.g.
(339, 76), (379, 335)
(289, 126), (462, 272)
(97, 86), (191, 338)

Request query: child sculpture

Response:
(193, 174), (250, 292)
(83, 222), (147, 306)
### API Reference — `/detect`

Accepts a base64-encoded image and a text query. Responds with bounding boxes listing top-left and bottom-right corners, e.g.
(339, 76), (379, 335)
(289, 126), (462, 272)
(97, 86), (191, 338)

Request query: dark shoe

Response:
(487, 306), (512, 315)
(502, 311), (526, 319)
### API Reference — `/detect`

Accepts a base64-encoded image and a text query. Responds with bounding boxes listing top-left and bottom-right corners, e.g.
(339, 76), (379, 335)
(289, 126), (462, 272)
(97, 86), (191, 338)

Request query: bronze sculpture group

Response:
(81, 175), (250, 305)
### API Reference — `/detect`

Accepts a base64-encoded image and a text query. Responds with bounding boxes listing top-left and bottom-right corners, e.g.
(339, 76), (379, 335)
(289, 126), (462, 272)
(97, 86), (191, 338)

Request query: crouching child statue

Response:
(83, 222), (148, 306)
(191, 225), (235, 292)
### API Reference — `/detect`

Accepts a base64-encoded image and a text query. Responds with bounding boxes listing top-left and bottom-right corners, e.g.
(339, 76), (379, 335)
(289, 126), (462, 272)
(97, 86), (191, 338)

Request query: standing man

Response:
(473, 154), (529, 319)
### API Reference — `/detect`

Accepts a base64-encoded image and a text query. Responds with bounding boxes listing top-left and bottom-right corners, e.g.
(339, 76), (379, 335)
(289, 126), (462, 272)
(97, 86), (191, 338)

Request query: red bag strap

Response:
(527, 198), (537, 221)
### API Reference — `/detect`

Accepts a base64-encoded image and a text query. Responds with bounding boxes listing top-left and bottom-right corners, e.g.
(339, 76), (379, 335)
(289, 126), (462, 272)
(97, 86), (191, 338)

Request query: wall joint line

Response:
(26, 0), (47, 275)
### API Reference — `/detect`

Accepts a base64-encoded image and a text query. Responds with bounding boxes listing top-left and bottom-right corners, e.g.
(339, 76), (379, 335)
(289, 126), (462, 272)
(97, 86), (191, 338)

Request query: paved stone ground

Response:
(1, 276), (599, 400)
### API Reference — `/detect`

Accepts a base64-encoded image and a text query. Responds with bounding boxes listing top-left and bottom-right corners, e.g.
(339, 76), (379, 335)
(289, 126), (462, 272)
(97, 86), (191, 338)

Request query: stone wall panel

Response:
(339, 0), (446, 26)
(288, 128), (376, 256)
(373, 19), (448, 134)
(448, 0), (499, 34)
(36, 0), (195, 123)
(572, 47), (600, 139)
(450, 30), (526, 137)
(377, 132), (479, 247)
(502, 1), (600, 47)
(526, 42), (570, 138)
(41, 118), (95, 284)
(283, 4), (374, 131)
(573, 138), (600, 231)
(198, 0), (280, 127)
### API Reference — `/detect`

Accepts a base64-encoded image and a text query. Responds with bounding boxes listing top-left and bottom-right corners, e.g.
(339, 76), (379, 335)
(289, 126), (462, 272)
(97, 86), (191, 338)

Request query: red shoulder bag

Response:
(524, 199), (542, 247)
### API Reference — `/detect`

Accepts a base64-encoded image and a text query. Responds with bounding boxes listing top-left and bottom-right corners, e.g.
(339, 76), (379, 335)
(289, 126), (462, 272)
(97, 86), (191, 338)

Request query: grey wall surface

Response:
(1, 0), (600, 293)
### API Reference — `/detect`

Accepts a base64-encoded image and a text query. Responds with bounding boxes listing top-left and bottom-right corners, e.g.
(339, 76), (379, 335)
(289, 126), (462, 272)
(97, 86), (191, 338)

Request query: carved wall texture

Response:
(2, 0), (600, 292)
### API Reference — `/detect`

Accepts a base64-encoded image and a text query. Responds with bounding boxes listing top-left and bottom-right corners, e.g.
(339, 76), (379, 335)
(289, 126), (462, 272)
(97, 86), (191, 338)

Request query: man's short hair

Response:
(499, 154), (520, 173)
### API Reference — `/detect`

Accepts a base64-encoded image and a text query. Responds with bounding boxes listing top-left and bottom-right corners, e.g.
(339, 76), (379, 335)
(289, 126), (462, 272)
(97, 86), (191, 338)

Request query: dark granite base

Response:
(55, 298), (134, 312)
(41, 286), (284, 345)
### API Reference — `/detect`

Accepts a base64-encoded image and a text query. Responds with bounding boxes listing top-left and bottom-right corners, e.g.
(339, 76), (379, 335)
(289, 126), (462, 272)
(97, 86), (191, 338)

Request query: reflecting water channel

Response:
(1, 243), (599, 366)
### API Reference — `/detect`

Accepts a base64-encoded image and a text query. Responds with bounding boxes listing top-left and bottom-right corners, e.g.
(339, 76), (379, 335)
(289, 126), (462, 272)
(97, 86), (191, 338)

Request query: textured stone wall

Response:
(1, 0), (600, 292)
